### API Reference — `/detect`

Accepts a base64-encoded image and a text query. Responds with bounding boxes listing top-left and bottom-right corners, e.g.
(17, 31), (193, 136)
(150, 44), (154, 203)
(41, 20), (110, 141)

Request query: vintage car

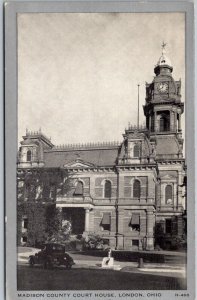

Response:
(28, 243), (75, 269)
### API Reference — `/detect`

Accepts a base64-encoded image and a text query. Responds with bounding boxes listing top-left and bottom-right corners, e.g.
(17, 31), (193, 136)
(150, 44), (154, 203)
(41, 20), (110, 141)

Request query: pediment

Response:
(160, 174), (175, 179)
(64, 159), (96, 168)
(127, 132), (144, 139)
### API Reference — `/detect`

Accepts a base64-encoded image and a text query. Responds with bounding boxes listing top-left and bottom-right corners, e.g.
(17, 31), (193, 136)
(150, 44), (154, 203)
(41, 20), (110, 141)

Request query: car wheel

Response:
(43, 260), (53, 269)
(65, 263), (72, 270)
(29, 257), (35, 267)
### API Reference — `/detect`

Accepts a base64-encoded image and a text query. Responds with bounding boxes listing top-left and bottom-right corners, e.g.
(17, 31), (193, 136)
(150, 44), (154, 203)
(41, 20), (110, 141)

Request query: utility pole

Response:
(137, 84), (140, 129)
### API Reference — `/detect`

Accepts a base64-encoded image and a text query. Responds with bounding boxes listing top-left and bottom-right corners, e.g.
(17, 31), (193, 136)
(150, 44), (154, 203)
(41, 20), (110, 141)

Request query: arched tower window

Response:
(165, 185), (173, 204)
(74, 181), (84, 196)
(133, 180), (141, 198)
(133, 144), (140, 157)
(160, 113), (170, 132)
(104, 181), (112, 198)
(26, 150), (32, 162)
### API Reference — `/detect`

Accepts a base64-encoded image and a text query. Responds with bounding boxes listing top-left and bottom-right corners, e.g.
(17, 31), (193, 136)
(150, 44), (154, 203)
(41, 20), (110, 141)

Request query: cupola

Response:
(154, 42), (173, 76)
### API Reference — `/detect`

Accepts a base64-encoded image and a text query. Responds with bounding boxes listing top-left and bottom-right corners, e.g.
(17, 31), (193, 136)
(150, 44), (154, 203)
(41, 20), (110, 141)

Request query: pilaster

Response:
(146, 208), (155, 250)
(84, 208), (90, 232)
(117, 209), (124, 249)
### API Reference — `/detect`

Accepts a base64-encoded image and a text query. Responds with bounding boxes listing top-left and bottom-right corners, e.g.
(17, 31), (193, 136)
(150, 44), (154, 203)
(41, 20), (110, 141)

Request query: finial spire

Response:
(155, 42), (172, 74)
(161, 41), (167, 55)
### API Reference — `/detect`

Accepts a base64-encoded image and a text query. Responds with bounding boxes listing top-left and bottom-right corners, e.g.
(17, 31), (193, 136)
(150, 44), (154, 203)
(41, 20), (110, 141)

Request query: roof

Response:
(43, 147), (120, 168)
(155, 136), (179, 156)
(20, 138), (37, 146)
(157, 53), (172, 67)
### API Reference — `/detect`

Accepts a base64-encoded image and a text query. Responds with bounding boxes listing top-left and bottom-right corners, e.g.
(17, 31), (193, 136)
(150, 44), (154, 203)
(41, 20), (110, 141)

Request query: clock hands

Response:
(157, 82), (168, 93)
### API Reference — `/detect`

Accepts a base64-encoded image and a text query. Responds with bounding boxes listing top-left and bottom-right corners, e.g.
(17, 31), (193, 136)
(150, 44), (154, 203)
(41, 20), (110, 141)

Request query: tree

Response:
(26, 202), (47, 247)
(47, 218), (72, 243)
(17, 168), (73, 247)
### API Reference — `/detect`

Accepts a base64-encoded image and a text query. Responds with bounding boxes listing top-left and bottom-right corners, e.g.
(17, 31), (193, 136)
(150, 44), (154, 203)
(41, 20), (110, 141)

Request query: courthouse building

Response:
(17, 48), (186, 250)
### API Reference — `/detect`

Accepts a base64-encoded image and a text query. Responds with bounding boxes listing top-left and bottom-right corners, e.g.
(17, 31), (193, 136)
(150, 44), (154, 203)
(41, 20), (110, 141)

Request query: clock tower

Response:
(143, 44), (186, 247)
(143, 43), (184, 159)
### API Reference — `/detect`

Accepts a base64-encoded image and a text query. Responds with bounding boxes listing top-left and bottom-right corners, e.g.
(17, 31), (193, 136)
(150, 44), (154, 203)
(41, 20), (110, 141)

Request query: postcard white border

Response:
(4, 1), (195, 300)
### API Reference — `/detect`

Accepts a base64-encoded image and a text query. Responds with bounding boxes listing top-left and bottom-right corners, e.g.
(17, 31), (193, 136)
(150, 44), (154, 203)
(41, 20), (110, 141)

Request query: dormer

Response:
(118, 125), (155, 165)
(17, 129), (54, 168)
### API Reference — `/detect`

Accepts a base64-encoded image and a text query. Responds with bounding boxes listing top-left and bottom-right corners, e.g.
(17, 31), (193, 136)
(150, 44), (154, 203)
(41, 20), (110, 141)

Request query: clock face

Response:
(157, 82), (168, 93)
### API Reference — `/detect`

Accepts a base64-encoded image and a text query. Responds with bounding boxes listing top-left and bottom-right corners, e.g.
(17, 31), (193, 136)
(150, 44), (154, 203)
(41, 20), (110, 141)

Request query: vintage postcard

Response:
(4, 1), (195, 300)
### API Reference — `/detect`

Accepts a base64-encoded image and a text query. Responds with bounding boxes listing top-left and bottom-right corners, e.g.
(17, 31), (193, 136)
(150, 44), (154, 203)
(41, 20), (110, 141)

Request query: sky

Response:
(18, 13), (185, 146)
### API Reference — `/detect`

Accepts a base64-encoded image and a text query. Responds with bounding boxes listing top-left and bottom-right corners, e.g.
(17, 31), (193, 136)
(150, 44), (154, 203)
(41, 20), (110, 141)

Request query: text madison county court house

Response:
(17, 48), (187, 251)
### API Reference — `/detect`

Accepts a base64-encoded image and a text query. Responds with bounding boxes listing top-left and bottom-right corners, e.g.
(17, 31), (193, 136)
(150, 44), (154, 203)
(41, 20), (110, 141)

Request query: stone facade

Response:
(17, 48), (186, 250)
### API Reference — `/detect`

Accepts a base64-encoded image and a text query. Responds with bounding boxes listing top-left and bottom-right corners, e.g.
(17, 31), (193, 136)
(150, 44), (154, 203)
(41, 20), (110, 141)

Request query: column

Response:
(170, 111), (174, 131)
(177, 215), (183, 237)
(174, 112), (177, 131)
(58, 207), (63, 225)
(178, 114), (181, 131)
(178, 172), (183, 209)
(149, 116), (151, 131)
(154, 111), (157, 132)
(140, 215), (147, 250)
(146, 209), (154, 250)
(85, 208), (90, 232)
(173, 183), (177, 209)
(118, 172), (124, 199)
(117, 209), (124, 250)
(156, 181), (161, 208)
(147, 175), (155, 202)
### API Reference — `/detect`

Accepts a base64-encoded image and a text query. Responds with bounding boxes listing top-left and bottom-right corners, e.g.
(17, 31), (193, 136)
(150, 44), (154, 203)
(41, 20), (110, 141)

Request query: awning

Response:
(101, 213), (111, 225)
(131, 214), (140, 225)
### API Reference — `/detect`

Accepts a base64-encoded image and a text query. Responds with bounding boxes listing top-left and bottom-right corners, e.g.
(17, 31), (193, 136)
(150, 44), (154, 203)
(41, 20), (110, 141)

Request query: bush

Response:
(171, 236), (187, 250)
(84, 233), (105, 250)
(80, 249), (165, 263)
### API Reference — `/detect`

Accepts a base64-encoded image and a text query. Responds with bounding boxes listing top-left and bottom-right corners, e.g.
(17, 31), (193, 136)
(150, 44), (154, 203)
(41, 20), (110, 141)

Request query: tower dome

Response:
(157, 53), (172, 67)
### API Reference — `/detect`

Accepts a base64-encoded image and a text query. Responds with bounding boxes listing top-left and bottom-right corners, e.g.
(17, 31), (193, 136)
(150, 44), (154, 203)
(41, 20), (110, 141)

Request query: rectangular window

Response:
(22, 236), (27, 243)
(131, 239), (139, 250)
(132, 240), (139, 247)
(23, 218), (28, 229)
(101, 213), (111, 231)
(129, 214), (140, 231)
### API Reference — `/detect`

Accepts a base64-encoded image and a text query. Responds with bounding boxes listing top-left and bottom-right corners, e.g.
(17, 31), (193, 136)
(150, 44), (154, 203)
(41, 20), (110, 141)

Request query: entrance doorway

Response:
(62, 207), (85, 235)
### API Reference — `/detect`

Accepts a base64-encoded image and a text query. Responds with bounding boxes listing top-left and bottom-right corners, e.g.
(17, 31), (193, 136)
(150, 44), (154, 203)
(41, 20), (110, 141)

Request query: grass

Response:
(17, 265), (186, 290)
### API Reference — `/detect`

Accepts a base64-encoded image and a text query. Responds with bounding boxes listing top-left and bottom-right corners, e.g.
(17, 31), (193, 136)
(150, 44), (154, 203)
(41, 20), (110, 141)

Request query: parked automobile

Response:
(28, 243), (75, 269)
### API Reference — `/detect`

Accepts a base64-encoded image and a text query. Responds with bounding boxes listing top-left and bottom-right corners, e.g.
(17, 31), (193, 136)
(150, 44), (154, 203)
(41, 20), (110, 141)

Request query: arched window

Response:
(133, 180), (141, 198)
(26, 150), (31, 162)
(133, 144), (140, 157)
(104, 181), (112, 198)
(165, 185), (173, 204)
(160, 114), (170, 132)
(74, 181), (83, 196)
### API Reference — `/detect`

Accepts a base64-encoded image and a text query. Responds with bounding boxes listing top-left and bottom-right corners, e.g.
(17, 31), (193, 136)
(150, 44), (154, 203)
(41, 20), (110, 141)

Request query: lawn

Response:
(17, 265), (186, 290)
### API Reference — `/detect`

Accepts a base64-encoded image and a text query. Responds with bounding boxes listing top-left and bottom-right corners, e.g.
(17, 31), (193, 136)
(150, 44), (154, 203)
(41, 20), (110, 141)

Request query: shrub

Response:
(84, 233), (106, 250)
